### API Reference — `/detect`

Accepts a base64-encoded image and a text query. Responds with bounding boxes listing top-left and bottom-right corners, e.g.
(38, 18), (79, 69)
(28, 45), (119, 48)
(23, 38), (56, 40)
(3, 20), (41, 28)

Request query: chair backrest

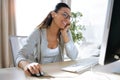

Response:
(10, 36), (27, 66)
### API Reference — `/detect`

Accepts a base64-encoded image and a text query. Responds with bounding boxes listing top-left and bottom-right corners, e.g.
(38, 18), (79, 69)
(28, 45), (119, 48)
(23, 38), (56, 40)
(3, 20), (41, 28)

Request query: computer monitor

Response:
(99, 0), (120, 65)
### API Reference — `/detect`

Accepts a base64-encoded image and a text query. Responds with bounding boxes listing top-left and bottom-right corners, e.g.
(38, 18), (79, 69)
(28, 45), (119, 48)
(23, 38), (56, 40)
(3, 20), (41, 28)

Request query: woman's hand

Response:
(22, 62), (41, 76)
(60, 25), (70, 43)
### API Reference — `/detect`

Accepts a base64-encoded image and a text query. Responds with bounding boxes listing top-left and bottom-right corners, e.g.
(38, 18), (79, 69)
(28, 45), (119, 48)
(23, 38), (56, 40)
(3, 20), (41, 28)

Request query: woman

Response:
(16, 2), (78, 76)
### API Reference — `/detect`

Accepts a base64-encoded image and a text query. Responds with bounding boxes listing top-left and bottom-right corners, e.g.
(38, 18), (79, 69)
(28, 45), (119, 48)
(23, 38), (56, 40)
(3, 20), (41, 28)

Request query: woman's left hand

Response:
(60, 25), (70, 43)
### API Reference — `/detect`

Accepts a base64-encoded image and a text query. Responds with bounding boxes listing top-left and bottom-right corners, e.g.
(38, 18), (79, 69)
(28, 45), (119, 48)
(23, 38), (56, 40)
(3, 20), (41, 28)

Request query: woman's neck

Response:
(47, 25), (59, 37)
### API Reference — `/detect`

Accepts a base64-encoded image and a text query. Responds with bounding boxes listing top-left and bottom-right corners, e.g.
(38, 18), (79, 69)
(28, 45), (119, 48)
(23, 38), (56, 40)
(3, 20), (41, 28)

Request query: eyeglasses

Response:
(58, 11), (71, 20)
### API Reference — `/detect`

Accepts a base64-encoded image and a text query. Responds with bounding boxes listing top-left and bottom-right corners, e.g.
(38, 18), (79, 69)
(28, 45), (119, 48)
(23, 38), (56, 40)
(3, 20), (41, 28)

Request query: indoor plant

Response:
(70, 12), (85, 43)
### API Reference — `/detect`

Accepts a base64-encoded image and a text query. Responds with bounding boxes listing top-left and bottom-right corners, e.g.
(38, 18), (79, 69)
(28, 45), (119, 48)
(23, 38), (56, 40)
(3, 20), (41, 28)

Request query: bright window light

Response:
(15, 0), (60, 36)
(71, 0), (108, 45)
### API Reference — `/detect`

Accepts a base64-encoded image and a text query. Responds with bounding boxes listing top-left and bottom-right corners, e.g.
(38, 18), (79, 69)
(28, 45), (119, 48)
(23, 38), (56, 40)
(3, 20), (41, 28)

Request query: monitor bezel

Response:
(99, 0), (114, 65)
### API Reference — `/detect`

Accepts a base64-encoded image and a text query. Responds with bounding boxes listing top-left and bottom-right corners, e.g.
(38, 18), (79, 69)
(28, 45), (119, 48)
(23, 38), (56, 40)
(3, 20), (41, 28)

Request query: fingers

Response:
(32, 65), (39, 73)
(60, 25), (70, 34)
(24, 65), (31, 76)
(66, 25), (70, 29)
(23, 62), (41, 76)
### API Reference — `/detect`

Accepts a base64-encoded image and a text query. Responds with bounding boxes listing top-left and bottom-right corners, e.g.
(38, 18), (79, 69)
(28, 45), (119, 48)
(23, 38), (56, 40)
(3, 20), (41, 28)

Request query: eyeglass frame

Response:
(57, 11), (71, 20)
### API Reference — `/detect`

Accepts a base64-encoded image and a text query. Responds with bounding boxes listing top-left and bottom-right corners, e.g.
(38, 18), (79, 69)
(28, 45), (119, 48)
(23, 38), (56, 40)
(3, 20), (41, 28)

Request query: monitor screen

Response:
(99, 0), (120, 65)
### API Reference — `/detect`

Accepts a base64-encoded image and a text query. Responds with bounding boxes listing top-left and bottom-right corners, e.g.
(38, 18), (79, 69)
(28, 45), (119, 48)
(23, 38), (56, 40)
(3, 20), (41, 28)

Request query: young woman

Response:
(16, 2), (78, 76)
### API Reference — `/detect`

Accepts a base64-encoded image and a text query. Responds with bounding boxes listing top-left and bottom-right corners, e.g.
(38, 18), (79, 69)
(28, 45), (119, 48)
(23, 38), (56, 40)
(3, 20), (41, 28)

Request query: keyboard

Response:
(61, 57), (99, 73)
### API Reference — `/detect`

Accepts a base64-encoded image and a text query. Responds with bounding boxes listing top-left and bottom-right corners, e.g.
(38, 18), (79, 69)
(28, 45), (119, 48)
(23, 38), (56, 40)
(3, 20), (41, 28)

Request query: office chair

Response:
(10, 36), (27, 66)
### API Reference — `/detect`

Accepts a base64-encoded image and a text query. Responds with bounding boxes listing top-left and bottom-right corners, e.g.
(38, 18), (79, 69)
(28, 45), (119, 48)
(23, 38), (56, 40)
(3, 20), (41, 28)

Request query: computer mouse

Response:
(27, 69), (44, 77)
(31, 71), (44, 77)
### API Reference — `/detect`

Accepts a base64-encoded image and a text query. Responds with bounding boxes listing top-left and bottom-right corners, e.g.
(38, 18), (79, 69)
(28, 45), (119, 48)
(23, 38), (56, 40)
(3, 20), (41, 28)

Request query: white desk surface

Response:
(0, 59), (120, 80)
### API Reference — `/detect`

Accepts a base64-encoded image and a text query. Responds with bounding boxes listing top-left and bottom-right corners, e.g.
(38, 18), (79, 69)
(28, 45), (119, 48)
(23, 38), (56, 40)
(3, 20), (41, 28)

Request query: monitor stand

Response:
(93, 60), (120, 74)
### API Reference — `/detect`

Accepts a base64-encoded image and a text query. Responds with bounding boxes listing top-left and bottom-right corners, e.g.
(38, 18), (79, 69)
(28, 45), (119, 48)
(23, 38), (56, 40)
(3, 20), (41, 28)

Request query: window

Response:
(15, 0), (60, 36)
(71, 0), (108, 45)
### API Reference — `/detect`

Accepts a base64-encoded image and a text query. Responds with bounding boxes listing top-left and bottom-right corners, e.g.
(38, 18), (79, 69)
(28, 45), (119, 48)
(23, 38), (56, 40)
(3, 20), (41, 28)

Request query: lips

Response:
(62, 21), (67, 26)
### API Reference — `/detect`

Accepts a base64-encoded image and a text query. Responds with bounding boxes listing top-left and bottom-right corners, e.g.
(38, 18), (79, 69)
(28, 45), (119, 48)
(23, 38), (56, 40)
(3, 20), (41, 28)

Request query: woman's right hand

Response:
(22, 62), (41, 76)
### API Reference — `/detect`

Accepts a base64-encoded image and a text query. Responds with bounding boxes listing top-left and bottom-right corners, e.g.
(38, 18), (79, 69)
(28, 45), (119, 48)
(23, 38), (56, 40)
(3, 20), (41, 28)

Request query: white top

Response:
(42, 46), (59, 64)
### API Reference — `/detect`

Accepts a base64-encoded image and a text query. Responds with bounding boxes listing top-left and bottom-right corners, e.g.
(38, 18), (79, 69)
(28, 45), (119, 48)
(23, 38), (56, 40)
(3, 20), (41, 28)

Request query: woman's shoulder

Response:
(34, 28), (46, 32)
(31, 29), (41, 36)
(27, 29), (42, 40)
(29, 28), (46, 37)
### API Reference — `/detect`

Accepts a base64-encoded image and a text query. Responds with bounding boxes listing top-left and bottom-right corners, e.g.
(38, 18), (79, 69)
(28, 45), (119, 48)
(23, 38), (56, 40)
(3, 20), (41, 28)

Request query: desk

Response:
(0, 59), (120, 80)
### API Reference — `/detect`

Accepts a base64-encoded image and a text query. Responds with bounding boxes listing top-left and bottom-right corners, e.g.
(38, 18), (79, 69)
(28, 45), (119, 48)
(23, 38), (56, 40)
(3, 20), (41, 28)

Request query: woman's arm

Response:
(16, 29), (41, 76)
(62, 29), (78, 60)
(60, 26), (78, 60)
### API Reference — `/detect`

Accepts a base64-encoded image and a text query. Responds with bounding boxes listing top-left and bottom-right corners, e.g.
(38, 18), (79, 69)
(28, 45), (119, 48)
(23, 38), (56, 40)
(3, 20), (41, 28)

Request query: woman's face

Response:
(53, 7), (71, 29)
